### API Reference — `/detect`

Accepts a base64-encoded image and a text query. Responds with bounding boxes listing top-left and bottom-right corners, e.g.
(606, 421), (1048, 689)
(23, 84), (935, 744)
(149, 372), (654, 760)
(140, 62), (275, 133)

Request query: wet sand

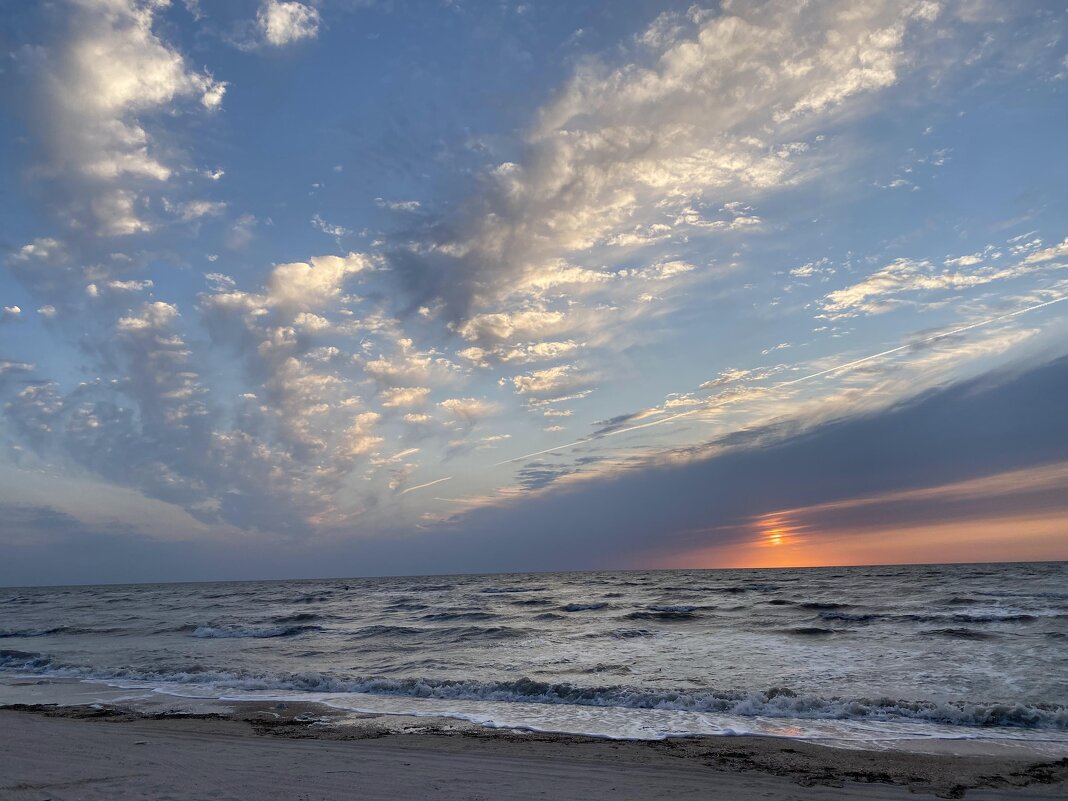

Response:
(2, 702), (1067, 800)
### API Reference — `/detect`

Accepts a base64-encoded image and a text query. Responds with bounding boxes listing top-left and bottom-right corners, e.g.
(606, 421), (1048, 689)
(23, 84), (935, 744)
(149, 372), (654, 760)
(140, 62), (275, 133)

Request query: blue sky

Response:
(1, 0), (1067, 584)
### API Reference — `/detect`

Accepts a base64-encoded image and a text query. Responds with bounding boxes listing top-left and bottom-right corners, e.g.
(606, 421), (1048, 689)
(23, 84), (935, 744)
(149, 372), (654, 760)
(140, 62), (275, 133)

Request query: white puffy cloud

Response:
(361, 338), (459, 387)
(87, 278), (153, 297)
(266, 253), (372, 309)
(10, 238), (67, 263)
(457, 340), (582, 368)
(90, 188), (153, 236)
(454, 309), (568, 345)
(116, 300), (178, 331)
(258, 1), (320, 47)
(380, 386), (432, 408)
(340, 411), (382, 457)
(22, 0), (226, 236)
(508, 364), (592, 400)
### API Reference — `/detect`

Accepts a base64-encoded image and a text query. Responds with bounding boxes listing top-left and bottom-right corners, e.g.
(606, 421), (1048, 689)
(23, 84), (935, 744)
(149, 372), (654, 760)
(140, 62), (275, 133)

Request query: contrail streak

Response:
(399, 476), (453, 495)
(490, 293), (1068, 467)
(402, 294), (1066, 492)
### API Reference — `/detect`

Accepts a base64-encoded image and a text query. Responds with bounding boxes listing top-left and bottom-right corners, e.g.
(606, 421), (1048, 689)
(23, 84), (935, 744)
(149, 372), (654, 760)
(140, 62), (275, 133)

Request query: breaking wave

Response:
(2, 649), (1065, 731)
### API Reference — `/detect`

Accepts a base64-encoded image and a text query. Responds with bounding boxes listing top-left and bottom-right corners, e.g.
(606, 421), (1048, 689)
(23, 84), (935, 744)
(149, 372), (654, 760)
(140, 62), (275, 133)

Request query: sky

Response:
(1, 0), (1067, 586)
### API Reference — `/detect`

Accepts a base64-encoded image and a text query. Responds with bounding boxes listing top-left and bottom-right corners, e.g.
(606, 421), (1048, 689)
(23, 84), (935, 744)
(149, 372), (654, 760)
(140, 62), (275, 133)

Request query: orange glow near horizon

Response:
(654, 512), (1068, 570)
(755, 513), (806, 551)
(640, 462), (1068, 570)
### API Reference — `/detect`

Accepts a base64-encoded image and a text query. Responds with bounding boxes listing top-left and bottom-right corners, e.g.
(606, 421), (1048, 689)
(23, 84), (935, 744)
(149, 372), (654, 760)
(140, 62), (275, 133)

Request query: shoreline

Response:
(3, 673), (1067, 757)
(3, 701), (1067, 799)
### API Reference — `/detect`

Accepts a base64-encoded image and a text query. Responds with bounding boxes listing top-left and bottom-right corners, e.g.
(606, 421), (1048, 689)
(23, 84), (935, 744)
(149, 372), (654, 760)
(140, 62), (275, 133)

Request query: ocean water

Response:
(2, 563), (1068, 751)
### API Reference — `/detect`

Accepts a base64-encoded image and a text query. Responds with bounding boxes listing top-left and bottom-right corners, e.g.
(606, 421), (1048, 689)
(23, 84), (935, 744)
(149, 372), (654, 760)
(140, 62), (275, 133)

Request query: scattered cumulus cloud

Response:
(258, 1), (320, 47)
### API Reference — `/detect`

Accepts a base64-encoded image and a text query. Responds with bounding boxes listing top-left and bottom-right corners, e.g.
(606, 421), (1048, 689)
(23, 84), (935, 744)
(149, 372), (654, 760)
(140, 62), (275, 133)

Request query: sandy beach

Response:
(2, 702), (1066, 801)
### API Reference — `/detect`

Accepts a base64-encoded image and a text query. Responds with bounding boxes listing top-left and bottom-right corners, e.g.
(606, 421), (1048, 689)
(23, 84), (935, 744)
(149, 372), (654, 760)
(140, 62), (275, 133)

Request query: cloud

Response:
(311, 213), (350, 239)
(1023, 236), (1068, 265)
(458, 340), (582, 368)
(761, 342), (791, 355)
(87, 278), (153, 297)
(360, 337), (460, 387)
(1, 306), (22, 322)
(439, 397), (496, 425)
(18, 0), (225, 236)
(0, 360), (33, 380)
(453, 309), (568, 346)
(9, 237), (66, 263)
(265, 253), (372, 309)
(944, 253), (983, 268)
(380, 386), (431, 408)
(258, 1), (320, 47)
(698, 367), (775, 390)
(2, 240), (403, 534)
(2, 0), (1062, 569)
(821, 245), (1068, 318)
(376, 198), (422, 212)
(166, 199), (228, 223)
(508, 364), (592, 400)
(409, 1), (939, 311)
(762, 461), (1068, 538)
(6, 354), (1068, 581)
(372, 0), (951, 401)
(789, 258), (833, 278)
(227, 214), (258, 249)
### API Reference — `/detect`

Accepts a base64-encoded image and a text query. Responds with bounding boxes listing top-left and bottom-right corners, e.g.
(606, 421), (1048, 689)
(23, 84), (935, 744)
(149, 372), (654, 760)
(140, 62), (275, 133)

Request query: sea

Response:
(2, 562), (1067, 753)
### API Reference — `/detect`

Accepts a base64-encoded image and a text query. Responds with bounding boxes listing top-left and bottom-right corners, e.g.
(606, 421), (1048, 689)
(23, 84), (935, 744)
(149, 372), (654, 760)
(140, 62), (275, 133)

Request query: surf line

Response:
(403, 293), (1067, 493)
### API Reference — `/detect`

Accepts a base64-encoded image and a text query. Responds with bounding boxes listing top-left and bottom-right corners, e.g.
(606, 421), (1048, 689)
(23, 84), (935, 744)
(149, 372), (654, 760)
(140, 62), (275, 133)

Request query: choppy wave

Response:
(191, 625), (324, 639)
(2, 564), (1066, 745)
(479, 586), (546, 594)
(920, 628), (995, 640)
(0, 627), (66, 638)
(608, 628), (656, 639)
(420, 611), (498, 622)
(3, 649), (1064, 731)
(272, 613), (324, 623)
(0, 626), (120, 638)
(626, 605), (698, 621)
(818, 611), (1043, 624)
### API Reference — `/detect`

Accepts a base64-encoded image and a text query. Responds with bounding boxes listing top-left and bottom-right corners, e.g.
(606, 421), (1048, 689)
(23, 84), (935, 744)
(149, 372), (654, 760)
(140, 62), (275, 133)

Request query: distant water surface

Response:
(2, 563), (1067, 750)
